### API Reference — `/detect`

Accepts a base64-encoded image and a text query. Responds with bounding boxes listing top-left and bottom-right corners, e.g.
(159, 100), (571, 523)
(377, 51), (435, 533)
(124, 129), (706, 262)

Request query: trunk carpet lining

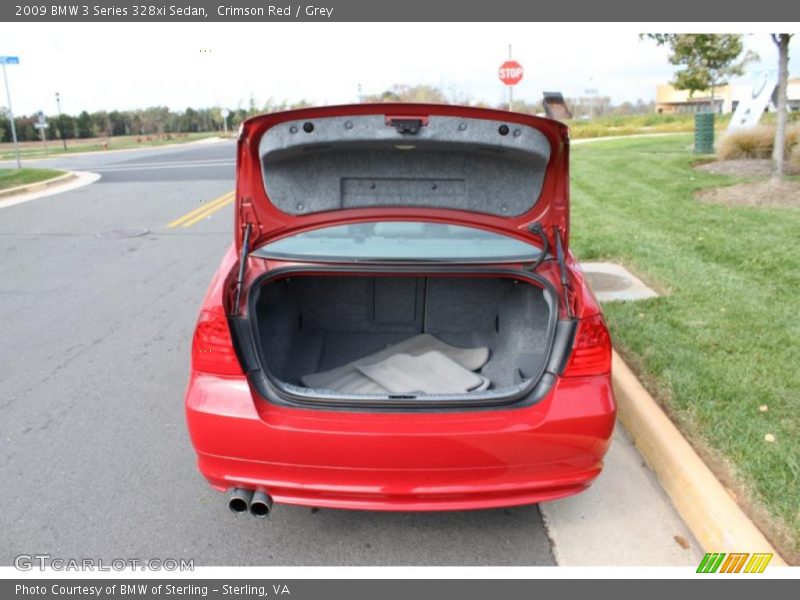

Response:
(356, 351), (487, 394)
(301, 333), (490, 394)
(256, 276), (552, 392)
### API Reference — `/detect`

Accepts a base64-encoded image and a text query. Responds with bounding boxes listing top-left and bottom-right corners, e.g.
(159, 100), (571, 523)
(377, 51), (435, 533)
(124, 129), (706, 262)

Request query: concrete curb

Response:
(0, 171), (76, 200)
(0, 136), (229, 165)
(0, 170), (100, 210)
(612, 351), (787, 565)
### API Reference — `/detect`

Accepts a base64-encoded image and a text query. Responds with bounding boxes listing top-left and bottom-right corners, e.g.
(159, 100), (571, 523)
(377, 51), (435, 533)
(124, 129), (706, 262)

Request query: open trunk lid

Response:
(234, 103), (570, 255)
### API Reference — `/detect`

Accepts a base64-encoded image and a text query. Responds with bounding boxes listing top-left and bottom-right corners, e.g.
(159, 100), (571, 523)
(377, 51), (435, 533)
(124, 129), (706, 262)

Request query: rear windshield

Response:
(251, 222), (543, 263)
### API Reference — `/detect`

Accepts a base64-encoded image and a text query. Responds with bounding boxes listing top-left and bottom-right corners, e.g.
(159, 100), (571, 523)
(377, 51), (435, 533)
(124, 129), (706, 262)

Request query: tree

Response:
(646, 34), (757, 112)
(108, 111), (128, 136)
(129, 113), (144, 135)
(363, 84), (448, 104)
(510, 99), (544, 115)
(15, 116), (37, 141)
(90, 111), (111, 137)
(138, 106), (171, 134)
(181, 107), (200, 132)
(55, 114), (76, 140)
(75, 111), (93, 138)
(771, 34), (793, 180)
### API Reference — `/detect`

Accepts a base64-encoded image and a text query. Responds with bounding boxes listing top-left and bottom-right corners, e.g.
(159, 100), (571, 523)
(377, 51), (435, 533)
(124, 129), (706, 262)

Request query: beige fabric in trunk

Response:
(300, 333), (490, 394)
(356, 351), (486, 394)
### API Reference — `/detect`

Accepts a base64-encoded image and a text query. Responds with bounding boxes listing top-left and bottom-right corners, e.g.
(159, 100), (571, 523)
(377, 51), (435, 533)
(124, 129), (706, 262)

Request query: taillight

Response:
(563, 314), (612, 377)
(191, 308), (243, 375)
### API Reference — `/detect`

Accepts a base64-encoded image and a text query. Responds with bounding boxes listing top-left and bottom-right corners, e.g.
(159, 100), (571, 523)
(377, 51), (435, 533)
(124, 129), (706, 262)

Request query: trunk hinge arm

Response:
(553, 226), (574, 318)
(237, 194), (262, 250)
(233, 223), (252, 316)
(526, 223), (550, 272)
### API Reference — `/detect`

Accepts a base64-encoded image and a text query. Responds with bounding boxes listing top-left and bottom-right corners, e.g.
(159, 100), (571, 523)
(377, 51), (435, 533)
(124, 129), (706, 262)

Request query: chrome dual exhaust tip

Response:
(227, 487), (273, 517)
(228, 488), (253, 513)
(249, 490), (273, 518)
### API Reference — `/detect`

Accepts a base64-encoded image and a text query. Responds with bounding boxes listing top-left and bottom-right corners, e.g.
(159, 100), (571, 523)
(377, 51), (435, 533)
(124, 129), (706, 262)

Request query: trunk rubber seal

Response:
(238, 264), (562, 412)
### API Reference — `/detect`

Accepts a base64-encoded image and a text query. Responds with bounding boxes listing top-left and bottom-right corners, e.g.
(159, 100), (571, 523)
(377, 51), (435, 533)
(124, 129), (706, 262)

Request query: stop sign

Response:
(499, 60), (524, 86)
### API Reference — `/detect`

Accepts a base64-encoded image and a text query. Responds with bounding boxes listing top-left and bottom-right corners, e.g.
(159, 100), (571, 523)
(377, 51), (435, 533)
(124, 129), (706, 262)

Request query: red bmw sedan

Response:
(184, 103), (616, 517)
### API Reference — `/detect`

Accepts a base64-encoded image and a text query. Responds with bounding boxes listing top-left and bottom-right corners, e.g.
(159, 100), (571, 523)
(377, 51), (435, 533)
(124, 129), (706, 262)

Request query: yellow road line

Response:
(167, 190), (234, 228)
(180, 195), (235, 227)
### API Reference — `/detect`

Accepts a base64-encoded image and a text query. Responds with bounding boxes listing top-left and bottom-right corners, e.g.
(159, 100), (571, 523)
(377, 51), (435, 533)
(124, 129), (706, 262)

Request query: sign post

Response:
(221, 108), (230, 136)
(35, 110), (49, 157)
(1, 55), (21, 168)
(498, 46), (523, 112)
(584, 87), (599, 120)
(55, 91), (67, 151)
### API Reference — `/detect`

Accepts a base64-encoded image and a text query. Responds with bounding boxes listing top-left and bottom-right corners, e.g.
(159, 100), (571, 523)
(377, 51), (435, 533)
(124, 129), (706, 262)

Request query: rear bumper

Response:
(185, 374), (616, 511)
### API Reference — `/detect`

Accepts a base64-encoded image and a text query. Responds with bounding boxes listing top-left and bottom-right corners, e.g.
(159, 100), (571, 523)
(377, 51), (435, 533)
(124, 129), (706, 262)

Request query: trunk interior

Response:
(252, 274), (554, 396)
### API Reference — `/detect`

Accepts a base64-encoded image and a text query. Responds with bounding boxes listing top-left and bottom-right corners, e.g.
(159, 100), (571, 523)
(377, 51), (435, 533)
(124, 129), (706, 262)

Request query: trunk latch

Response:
(385, 116), (428, 135)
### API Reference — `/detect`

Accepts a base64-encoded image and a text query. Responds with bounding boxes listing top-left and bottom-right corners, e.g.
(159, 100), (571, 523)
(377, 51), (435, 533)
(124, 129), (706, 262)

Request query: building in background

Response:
(655, 78), (800, 114)
(655, 83), (734, 114)
(785, 78), (800, 112)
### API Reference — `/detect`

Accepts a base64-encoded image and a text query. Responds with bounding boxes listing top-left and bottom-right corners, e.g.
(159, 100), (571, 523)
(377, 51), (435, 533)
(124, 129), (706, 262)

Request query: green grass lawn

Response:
(571, 135), (800, 558)
(0, 168), (65, 191)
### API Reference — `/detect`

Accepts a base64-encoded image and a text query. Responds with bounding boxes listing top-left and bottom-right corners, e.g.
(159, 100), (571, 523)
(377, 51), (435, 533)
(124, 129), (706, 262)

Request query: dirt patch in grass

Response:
(696, 158), (800, 178)
(695, 159), (775, 177)
(696, 179), (800, 208)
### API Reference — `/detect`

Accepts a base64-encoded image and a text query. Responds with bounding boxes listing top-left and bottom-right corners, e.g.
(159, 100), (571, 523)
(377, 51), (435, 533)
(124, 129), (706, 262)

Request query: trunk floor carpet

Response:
(356, 351), (488, 394)
(301, 333), (490, 394)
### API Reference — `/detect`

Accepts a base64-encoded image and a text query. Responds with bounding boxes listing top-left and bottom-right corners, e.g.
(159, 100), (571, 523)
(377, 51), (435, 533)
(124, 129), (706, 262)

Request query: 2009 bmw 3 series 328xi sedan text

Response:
(184, 103), (616, 517)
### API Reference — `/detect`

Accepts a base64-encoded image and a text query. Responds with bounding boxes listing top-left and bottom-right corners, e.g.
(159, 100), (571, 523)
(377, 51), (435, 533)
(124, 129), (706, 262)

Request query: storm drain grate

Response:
(95, 228), (150, 239)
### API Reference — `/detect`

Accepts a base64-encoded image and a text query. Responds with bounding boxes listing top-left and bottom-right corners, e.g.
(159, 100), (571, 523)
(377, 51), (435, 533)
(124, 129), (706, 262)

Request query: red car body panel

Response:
(185, 104), (616, 512)
(186, 370), (614, 511)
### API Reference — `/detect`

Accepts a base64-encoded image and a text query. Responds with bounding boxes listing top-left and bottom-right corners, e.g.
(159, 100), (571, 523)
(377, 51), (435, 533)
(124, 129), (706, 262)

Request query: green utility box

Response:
(694, 112), (715, 154)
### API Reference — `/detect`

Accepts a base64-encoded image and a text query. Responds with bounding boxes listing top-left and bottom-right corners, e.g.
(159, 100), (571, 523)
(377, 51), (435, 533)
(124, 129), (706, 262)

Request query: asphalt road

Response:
(0, 141), (556, 566)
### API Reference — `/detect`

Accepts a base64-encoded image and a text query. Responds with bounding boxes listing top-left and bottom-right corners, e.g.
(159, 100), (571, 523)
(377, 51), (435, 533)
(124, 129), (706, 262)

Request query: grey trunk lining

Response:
(255, 275), (552, 395)
(259, 115), (551, 218)
(356, 350), (486, 394)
